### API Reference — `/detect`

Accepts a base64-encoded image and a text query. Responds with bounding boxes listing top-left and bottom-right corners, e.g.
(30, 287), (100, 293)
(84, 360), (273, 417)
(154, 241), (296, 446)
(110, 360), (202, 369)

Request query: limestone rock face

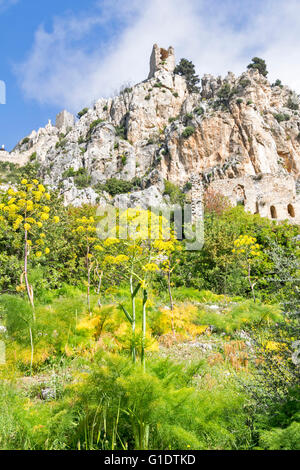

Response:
(2, 44), (300, 222)
(113, 185), (165, 210)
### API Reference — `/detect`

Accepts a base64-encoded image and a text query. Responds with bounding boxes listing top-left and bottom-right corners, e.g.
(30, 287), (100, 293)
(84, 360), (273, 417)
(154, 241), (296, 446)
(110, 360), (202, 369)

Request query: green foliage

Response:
(62, 167), (91, 189)
(63, 352), (251, 450)
(94, 177), (134, 197)
(286, 97), (299, 110)
(216, 83), (238, 107)
(272, 79), (283, 88)
(239, 78), (251, 88)
(174, 59), (200, 93)
(115, 125), (126, 140)
(194, 106), (204, 116)
(273, 113), (290, 123)
(247, 57), (268, 77)
(21, 137), (30, 146)
(197, 300), (282, 334)
(77, 108), (89, 119)
(163, 180), (186, 205)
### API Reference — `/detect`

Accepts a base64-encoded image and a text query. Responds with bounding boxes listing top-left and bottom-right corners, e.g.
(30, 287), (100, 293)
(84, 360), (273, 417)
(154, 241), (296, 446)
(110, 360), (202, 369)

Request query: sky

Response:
(1, 0), (300, 150)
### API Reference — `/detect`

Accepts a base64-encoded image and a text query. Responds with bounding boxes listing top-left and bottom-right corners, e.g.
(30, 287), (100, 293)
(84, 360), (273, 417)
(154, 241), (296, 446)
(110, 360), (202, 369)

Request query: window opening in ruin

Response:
(287, 204), (295, 217)
(270, 205), (277, 219)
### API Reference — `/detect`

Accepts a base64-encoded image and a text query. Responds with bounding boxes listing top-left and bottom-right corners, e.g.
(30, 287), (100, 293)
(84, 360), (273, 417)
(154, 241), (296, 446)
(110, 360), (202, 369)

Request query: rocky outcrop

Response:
(1, 45), (300, 223)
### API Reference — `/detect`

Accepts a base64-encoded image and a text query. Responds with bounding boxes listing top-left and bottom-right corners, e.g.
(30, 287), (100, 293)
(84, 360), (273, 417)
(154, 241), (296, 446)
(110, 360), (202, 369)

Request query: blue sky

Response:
(1, 0), (300, 150)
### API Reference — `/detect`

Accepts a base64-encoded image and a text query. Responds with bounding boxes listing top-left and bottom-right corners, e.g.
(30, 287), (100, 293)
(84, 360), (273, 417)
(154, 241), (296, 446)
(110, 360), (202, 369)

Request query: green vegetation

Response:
(274, 113), (290, 123)
(62, 167), (91, 189)
(0, 177), (299, 450)
(247, 57), (268, 77)
(174, 58), (200, 93)
(77, 108), (89, 119)
(163, 180), (186, 205)
(94, 177), (141, 197)
(182, 126), (195, 139)
(286, 97), (299, 110)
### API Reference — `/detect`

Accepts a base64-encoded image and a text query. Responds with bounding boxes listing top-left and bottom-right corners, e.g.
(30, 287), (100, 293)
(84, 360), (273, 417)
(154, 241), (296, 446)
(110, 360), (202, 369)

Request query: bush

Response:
(272, 79), (283, 88)
(274, 113), (290, 123)
(286, 97), (299, 110)
(65, 352), (251, 450)
(77, 108), (89, 119)
(182, 126), (195, 139)
(194, 106), (204, 116)
(95, 178), (134, 197)
(163, 180), (186, 205)
(21, 137), (30, 146)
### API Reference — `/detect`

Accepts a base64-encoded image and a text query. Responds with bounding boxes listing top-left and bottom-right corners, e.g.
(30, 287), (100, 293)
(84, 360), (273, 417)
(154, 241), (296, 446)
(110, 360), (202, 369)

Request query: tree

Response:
(247, 57), (268, 77)
(174, 58), (200, 93)
(232, 235), (262, 302)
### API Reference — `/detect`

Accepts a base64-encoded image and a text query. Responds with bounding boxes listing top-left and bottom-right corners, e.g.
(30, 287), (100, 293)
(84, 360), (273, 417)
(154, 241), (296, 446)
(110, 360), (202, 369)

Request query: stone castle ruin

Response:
(1, 44), (300, 224)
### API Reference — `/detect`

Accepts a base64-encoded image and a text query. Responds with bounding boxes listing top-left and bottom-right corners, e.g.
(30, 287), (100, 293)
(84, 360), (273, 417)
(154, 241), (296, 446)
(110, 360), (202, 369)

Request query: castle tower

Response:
(148, 44), (176, 79)
(55, 110), (75, 134)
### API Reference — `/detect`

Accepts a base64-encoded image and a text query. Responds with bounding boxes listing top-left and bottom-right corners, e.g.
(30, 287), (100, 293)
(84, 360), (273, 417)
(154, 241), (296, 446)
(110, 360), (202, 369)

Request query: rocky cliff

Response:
(1, 44), (300, 223)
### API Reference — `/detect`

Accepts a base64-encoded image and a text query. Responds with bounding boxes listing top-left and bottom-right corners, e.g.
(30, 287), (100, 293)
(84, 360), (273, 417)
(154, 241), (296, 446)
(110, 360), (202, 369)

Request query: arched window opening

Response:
(287, 204), (295, 218)
(270, 205), (277, 219)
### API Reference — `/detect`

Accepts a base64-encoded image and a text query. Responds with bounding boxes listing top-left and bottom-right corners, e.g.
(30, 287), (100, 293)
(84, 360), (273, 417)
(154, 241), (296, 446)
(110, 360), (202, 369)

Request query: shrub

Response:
(174, 59), (200, 93)
(21, 137), (30, 146)
(239, 78), (251, 88)
(163, 180), (185, 205)
(77, 108), (89, 119)
(182, 126), (195, 139)
(194, 106), (204, 116)
(273, 113), (290, 123)
(95, 178), (134, 197)
(286, 97), (299, 110)
(115, 125), (126, 140)
(145, 95), (151, 101)
(247, 57), (268, 77)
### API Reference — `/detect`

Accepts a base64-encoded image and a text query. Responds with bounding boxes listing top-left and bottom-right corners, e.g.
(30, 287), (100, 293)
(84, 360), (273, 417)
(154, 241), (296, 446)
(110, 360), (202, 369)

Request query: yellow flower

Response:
(21, 179), (28, 185)
(40, 213), (49, 221)
(53, 216), (60, 224)
(94, 244), (103, 251)
(36, 251), (42, 258)
(37, 222), (43, 228)
(24, 223), (31, 231)
(45, 248), (50, 255)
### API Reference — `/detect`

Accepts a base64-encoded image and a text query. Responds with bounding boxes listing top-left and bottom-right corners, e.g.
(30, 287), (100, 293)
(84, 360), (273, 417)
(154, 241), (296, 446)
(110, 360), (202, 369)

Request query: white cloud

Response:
(0, 0), (19, 13)
(16, 0), (300, 112)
